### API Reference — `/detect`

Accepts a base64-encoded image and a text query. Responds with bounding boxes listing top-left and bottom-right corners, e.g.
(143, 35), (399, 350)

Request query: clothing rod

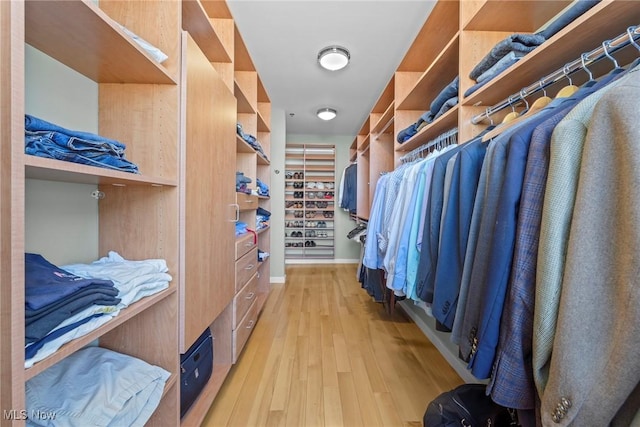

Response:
(399, 127), (458, 163)
(471, 25), (640, 125)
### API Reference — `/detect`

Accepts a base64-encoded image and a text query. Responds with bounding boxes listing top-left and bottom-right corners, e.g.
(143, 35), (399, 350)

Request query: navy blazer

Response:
(415, 145), (464, 304)
(431, 139), (487, 329)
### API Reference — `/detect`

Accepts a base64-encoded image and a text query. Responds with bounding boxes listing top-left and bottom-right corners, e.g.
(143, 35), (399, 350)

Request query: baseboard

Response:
(398, 300), (479, 384)
(285, 259), (359, 265)
(270, 276), (286, 284)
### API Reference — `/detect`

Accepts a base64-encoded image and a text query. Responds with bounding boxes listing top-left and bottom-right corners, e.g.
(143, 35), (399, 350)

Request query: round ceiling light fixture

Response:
(317, 108), (337, 121)
(317, 46), (350, 71)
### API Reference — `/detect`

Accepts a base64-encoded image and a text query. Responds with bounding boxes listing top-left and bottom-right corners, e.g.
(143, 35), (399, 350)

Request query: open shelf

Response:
(25, 0), (175, 84)
(463, 0), (572, 32)
(395, 106), (459, 153)
(182, 0), (232, 63)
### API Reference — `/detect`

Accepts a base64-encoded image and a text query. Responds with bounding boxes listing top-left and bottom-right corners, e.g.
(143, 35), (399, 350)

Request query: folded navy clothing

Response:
(26, 291), (120, 343)
(25, 253), (117, 311)
(397, 110), (435, 143)
(257, 207), (271, 218)
(469, 33), (545, 80)
(538, 0), (600, 40)
(433, 96), (458, 120)
(430, 76), (459, 116)
(25, 314), (106, 359)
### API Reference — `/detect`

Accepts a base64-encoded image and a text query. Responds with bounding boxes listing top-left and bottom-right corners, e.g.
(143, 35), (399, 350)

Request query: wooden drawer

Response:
(232, 297), (259, 363)
(235, 232), (256, 260)
(235, 248), (257, 293)
(233, 273), (258, 329)
(236, 192), (258, 211)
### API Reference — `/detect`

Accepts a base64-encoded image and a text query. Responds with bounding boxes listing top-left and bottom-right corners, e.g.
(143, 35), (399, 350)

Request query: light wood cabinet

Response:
(354, 0), (640, 382)
(0, 0), (270, 425)
(3, 0), (181, 425)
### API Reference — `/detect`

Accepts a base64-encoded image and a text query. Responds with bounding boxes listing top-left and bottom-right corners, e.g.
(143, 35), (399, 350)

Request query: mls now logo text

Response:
(3, 409), (57, 421)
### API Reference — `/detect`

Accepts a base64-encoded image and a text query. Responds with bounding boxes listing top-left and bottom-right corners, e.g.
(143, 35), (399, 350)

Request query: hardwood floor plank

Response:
(337, 372), (365, 427)
(203, 264), (463, 426)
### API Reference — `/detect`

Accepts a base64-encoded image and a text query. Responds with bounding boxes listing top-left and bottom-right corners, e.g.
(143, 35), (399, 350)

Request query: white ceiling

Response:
(227, 1), (436, 137)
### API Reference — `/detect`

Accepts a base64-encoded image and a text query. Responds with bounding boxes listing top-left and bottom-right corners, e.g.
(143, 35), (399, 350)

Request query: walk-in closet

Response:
(2, 0), (639, 426)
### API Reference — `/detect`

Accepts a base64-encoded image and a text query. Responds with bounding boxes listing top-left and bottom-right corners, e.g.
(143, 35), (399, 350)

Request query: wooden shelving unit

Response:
(284, 144), (336, 260)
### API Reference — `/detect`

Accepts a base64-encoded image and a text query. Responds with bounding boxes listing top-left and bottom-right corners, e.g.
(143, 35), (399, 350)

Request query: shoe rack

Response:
(284, 144), (336, 259)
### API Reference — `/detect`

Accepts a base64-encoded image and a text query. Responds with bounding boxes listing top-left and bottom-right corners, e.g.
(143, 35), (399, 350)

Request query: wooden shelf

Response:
(463, 0), (572, 32)
(257, 225), (270, 234)
(257, 110), (270, 132)
(462, 0), (640, 107)
(370, 102), (395, 135)
(395, 106), (459, 153)
(357, 133), (371, 151)
(25, 0), (175, 84)
(234, 79), (257, 114)
(397, 33), (459, 111)
(26, 287), (177, 380)
(25, 155), (178, 187)
(397, 0), (459, 72)
(182, 0), (232, 63)
(257, 153), (270, 165)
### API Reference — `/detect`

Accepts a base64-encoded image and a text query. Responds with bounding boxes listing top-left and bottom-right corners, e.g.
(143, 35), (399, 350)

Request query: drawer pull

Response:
(245, 292), (255, 300)
(246, 320), (255, 329)
(245, 242), (253, 247)
(245, 199), (255, 203)
(245, 264), (255, 270)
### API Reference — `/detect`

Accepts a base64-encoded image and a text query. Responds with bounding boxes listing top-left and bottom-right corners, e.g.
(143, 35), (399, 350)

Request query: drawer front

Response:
(236, 192), (258, 211)
(235, 232), (256, 260)
(232, 298), (259, 363)
(235, 248), (258, 293)
(233, 273), (258, 329)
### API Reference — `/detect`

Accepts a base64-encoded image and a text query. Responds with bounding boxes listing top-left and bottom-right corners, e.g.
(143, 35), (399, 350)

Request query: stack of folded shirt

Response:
(24, 115), (139, 173)
(256, 207), (271, 230)
(397, 76), (459, 143)
(25, 253), (121, 354)
(236, 123), (269, 160)
(26, 252), (172, 367)
(256, 178), (269, 197)
(236, 171), (252, 194)
(26, 346), (170, 427)
(464, 0), (600, 98)
(236, 221), (249, 236)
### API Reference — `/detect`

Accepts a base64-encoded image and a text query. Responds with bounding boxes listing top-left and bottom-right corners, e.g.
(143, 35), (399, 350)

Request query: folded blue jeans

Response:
(433, 96), (458, 120)
(464, 52), (524, 97)
(469, 33), (545, 80)
(538, 0), (600, 40)
(430, 76), (459, 116)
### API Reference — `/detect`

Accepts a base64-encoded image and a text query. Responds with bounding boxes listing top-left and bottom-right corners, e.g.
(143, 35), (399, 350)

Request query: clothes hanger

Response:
(602, 39), (625, 75)
(481, 94), (528, 142)
(555, 64), (579, 98)
(580, 52), (598, 87)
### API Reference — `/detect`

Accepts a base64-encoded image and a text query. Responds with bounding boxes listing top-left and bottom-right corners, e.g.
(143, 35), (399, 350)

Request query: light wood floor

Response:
(202, 264), (463, 427)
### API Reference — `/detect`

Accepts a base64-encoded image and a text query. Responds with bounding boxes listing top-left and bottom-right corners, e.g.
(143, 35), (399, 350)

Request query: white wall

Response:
(24, 45), (99, 265)
(269, 107), (287, 281)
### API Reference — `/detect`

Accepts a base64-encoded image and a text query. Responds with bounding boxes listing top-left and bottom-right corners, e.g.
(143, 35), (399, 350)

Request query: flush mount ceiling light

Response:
(317, 108), (337, 121)
(317, 46), (350, 71)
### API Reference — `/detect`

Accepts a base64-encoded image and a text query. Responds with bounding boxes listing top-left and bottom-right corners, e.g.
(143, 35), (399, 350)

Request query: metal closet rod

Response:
(399, 127), (458, 163)
(471, 25), (640, 125)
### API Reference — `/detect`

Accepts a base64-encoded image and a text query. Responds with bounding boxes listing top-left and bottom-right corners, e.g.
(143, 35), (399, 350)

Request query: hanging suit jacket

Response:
(541, 67), (640, 426)
(487, 105), (572, 410)
(533, 71), (627, 396)
(431, 139), (487, 330)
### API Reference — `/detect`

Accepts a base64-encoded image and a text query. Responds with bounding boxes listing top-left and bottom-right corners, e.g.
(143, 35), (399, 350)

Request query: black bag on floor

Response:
(423, 383), (516, 427)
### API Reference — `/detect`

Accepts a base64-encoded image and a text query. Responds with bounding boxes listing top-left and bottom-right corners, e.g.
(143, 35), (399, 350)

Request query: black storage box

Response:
(180, 327), (214, 418)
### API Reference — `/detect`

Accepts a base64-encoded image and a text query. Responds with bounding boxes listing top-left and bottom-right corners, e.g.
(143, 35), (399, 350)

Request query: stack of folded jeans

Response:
(256, 178), (269, 197)
(24, 114), (139, 173)
(464, 0), (600, 98)
(236, 123), (269, 160)
(236, 171), (252, 194)
(397, 76), (459, 143)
